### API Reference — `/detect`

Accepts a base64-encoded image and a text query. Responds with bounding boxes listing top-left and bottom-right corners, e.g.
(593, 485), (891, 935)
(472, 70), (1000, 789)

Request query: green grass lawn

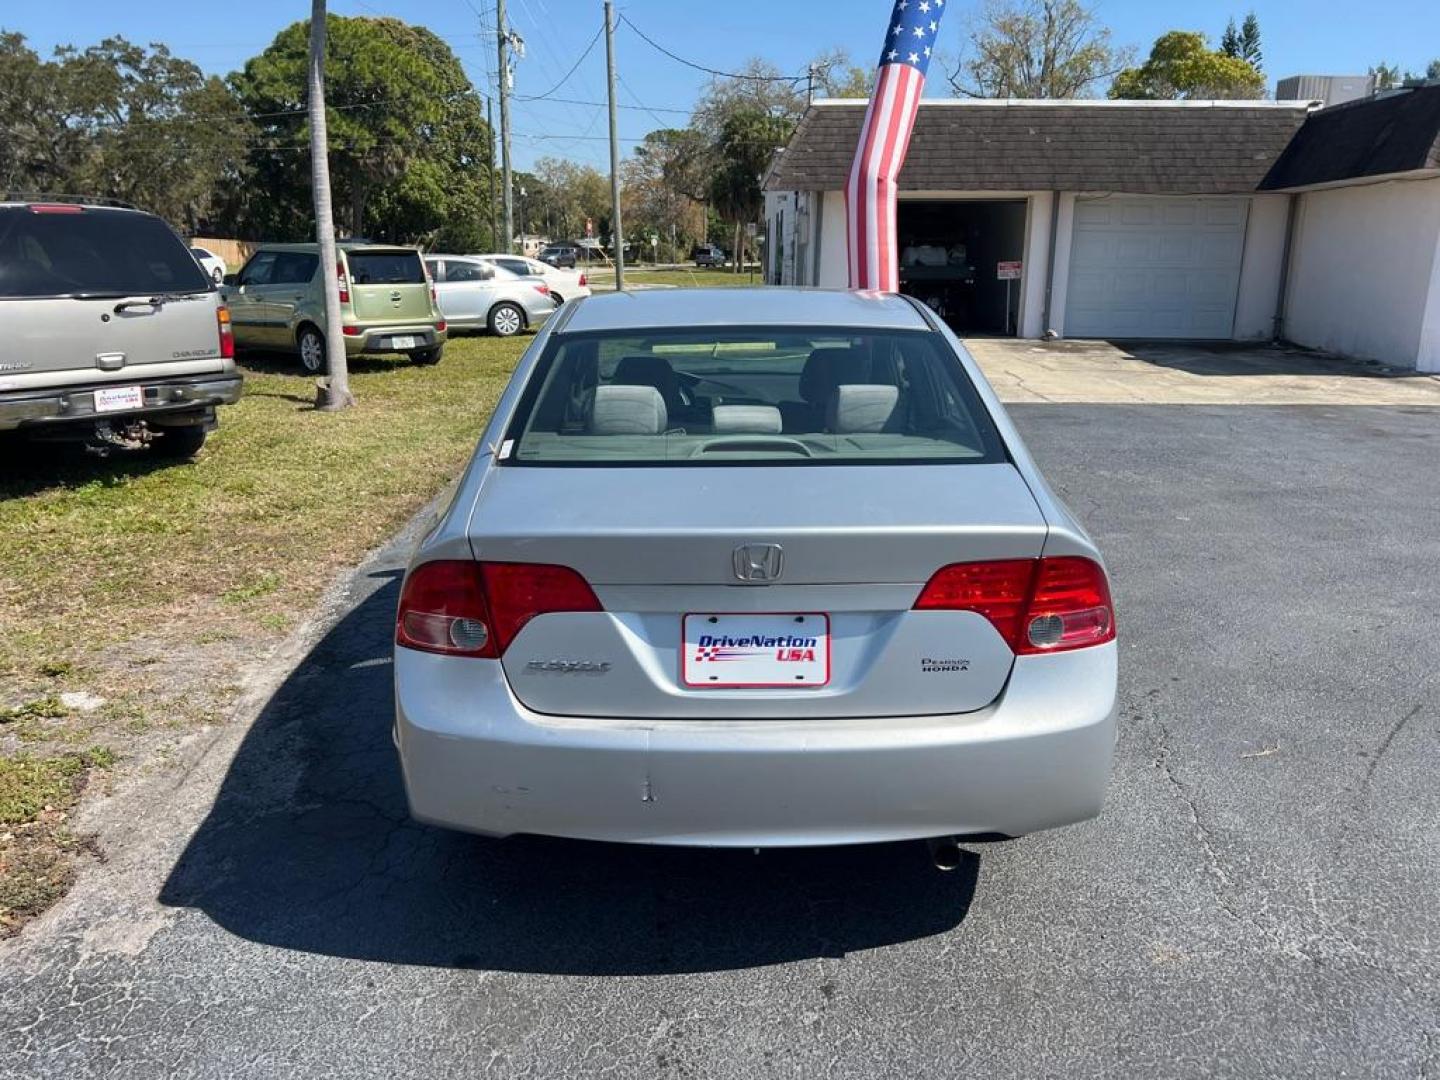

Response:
(0, 333), (526, 934)
(588, 266), (760, 289)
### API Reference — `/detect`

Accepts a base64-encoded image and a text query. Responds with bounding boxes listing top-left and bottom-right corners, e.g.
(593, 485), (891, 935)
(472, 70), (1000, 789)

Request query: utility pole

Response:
(604, 0), (624, 290)
(486, 95), (499, 251)
(807, 64), (816, 105)
(308, 0), (352, 410)
(496, 0), (514, 254)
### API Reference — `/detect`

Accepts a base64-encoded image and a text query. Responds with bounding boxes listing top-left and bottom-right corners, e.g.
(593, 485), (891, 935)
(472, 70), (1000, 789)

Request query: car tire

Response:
(488, 302), (525, 338)
(297, 325), (326, 374)
(412, 345), (443, 365)
(151, 425), (207, 459)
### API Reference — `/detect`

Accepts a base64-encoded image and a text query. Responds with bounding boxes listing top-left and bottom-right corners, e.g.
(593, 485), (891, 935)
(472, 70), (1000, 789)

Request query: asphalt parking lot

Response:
(2, 343), (1438, 1079)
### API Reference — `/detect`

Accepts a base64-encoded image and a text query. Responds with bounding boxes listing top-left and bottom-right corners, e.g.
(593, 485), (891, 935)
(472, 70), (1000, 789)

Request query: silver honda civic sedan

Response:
(393, 288), (1117, 849)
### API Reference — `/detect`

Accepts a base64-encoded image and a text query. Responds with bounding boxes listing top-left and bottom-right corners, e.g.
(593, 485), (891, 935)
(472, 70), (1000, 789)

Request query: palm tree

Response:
(309, 0), (353, 409)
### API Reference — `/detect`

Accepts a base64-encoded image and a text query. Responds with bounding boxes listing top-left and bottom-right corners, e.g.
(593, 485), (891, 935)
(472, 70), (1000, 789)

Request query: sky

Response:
(5, 0), (1439, 172)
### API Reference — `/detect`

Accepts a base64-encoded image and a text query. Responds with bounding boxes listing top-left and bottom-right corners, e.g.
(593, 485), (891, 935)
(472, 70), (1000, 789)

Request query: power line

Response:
(512, 22), (604, 102)
(617, 72), (681, 129)
(619, 14), (805, 83)
(515, 93), (689, 115)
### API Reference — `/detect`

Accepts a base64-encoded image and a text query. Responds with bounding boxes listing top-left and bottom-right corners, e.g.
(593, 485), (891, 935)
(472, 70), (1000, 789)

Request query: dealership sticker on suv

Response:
(681, 613), (830, 688)
(94, 386), (143, 413)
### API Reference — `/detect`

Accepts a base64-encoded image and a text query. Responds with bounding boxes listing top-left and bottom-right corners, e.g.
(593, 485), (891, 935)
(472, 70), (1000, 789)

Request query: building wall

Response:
(1285, 177), (1440, 370)
(817, 191), (848, 288)
(1234, 194), (1290, 340)
(784, 188), (1294, 346)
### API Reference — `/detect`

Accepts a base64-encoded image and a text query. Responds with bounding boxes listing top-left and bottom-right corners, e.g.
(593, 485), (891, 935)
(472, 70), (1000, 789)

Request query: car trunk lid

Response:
(472, 463), (1048, 719)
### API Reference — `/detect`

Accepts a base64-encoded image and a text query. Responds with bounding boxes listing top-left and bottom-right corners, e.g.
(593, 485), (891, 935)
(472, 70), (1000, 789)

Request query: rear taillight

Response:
(216, 305), (235, 358)
(342, 325), (362, 336)
(914, 556), (1114, 655)
(533, 283), (550, 296)
(336, 260), (350, 304)
(28, 203), (84, 214)
(435, 320), (447, 333)
(578, 272), (587, 287)
(396, 561), (602, 658)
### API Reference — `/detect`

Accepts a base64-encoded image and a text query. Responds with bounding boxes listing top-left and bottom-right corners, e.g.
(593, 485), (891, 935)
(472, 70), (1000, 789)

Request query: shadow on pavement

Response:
(160, 569), (978, 975)
(1122, 341), (1423, 380)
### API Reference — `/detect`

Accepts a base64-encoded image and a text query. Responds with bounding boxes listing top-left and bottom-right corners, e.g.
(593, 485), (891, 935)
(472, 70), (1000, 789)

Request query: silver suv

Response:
(0, 197), (242, 458)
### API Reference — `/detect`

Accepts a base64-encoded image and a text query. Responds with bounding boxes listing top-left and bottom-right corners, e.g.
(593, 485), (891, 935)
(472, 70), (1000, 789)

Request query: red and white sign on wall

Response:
(997, 261), (1023, 280)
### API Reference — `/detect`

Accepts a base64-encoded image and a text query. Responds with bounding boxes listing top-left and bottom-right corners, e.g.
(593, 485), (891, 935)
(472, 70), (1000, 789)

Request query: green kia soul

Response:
(222, 242), (447, 372)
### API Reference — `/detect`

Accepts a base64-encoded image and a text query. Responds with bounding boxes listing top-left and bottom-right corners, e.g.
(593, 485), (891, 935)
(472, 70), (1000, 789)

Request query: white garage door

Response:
(1064, 196), (1249, 339)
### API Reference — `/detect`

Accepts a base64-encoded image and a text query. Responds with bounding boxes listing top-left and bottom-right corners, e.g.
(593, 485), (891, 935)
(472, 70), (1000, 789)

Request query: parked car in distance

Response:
(189, 245), (226, 284)
(222, 242), (446, 372)
(691, 244), (727, 268)
(0, 198), (241, 459)
(393, 288), (1118, 854)
(424, 255), (556, 338)
(473, 253), (591, 305)
(538, 243), (578, 269)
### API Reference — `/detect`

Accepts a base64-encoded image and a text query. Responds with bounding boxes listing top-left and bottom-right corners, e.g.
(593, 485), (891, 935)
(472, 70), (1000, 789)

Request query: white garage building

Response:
(765, 87), (1440, 372)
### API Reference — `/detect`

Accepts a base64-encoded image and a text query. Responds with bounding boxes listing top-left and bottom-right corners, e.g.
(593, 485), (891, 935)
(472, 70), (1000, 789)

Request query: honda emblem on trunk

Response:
(733, 543), (784, 583)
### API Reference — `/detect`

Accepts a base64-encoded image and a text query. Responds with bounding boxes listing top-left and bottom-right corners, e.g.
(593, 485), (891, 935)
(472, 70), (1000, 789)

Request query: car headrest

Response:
(614, 355), (679, 391)
(587, 385), (667, 435)
(711, 404), (782, 435)
(799, 347), (871, 404)
(828, 384), (899, 434)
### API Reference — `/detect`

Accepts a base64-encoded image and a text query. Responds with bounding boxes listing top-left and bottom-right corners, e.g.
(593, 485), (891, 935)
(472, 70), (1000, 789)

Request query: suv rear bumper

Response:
(345, 325), (447, 355)
(394, 642), (1117, 847)
(0, 374), (244, 431)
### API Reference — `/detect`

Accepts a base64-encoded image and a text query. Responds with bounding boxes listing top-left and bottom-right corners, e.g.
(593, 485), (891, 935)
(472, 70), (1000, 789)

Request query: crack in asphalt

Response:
(1363, 697), (1430, 791)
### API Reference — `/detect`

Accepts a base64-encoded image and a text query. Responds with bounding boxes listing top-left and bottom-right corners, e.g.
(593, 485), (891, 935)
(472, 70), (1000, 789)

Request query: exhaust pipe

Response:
(926, 836), (964, 872)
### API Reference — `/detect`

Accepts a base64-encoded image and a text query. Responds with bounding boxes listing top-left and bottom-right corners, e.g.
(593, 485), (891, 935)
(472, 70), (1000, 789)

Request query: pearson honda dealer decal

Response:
(682, 613), (831, 688)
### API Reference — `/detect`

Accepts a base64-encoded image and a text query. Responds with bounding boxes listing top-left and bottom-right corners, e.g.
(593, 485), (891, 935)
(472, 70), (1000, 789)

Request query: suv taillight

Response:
(578, 272), (587, 287)
(914, 557), (1115, 655)
(217, 305), (235, 359)
(336, 260), (350, 304)
(396, 561), (602, 658)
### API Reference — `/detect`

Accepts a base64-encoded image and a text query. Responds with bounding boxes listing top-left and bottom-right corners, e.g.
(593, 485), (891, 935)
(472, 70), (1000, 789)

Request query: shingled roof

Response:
(764, 100), (1311, 194)
(1259, 84), (1440, 190)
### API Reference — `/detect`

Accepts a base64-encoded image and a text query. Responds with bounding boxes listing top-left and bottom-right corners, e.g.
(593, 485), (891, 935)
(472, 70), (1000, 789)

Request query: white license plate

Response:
(682, 613), (830, 688)
(388, 335), (417, 350)
(94, 386), (143, 413)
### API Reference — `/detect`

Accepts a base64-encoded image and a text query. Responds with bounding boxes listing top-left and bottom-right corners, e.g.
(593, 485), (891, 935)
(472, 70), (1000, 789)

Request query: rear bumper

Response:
(0, 374), (244, 431)
(394, 642), (1117, 847)
(344, 324), (447, 355)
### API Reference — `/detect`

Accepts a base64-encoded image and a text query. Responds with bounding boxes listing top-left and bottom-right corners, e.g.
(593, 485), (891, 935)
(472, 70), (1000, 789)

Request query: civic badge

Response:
(732, 543), (783, 584)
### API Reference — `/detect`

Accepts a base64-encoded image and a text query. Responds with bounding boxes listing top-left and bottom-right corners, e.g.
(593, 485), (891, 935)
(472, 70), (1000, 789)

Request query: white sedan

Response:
(474, 253), (591, 306)
(189, 245), (226, 284)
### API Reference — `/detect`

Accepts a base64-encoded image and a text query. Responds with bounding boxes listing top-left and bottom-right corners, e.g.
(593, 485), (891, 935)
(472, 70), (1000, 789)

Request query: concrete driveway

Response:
(969, 337), (1440, 405)
(2, 342), (1439, 1078)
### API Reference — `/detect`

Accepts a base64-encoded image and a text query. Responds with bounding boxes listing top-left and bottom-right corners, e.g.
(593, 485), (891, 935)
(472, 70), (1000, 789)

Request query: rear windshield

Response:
(506, 326), (1005, 466)
(345, 251), (424, 285)
(0, 207), (210, 298)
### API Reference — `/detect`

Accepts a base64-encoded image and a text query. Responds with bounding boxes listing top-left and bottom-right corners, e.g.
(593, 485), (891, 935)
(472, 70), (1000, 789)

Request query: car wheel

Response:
(297, 325), (326, 374)
(150, 425), (207, 459)
(488, 302), (524, 337)
(412, 345), (443, 365)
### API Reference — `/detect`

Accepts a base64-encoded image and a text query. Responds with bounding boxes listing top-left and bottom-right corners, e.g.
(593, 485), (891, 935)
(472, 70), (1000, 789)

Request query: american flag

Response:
(845, 0), (948, 292)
